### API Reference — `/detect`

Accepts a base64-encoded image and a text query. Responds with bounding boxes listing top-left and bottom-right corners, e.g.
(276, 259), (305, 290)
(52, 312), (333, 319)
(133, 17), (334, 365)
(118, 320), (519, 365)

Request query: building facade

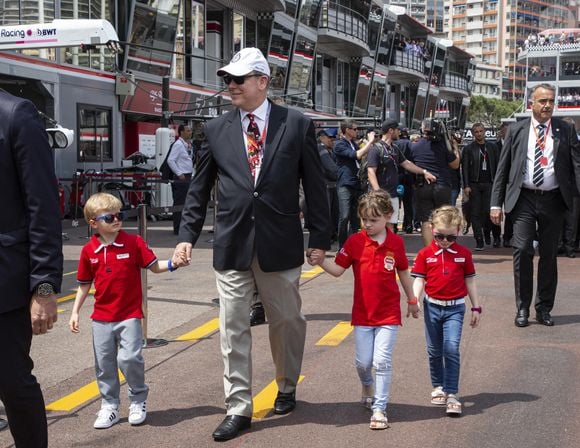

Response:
(0, 0), (471, 182)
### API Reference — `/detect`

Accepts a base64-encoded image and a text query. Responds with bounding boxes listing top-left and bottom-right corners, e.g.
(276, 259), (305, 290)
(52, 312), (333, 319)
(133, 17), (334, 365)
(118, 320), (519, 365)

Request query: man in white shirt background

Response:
(168, 124), (194, 235)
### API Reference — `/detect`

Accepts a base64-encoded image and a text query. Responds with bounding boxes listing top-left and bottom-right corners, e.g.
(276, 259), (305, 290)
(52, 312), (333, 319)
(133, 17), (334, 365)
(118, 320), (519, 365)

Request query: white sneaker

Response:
(128, 401), (147, 425)
(93, 406), (119, 429)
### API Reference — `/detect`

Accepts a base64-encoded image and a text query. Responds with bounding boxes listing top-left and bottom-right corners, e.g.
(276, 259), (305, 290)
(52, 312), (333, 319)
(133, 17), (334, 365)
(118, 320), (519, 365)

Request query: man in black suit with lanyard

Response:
(0, 89), (63, 447)
(491, 83), (580, 327)
(171, 48), (330, 441)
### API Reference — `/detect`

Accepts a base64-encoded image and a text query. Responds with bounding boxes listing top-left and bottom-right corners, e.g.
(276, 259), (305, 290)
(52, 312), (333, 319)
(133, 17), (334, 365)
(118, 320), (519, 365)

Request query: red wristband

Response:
(471, 307), (482, 313)
(407, 298), (418, 305)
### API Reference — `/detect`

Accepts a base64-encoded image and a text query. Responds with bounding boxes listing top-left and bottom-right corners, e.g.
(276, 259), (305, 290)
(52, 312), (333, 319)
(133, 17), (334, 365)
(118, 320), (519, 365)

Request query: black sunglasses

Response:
(222, 74), (261, 85)
(94, 212), (125, 224)
(433, 233), (458, 242)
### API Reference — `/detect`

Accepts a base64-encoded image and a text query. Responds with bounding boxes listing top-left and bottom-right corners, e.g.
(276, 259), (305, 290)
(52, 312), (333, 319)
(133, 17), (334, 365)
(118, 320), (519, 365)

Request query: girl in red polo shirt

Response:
(309, 190), (419, 430)
(411, 205), (481, 417)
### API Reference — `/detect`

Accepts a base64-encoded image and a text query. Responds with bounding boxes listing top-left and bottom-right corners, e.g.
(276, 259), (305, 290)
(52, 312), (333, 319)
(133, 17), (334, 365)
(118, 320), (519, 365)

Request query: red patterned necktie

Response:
(246, 113), (263, 179)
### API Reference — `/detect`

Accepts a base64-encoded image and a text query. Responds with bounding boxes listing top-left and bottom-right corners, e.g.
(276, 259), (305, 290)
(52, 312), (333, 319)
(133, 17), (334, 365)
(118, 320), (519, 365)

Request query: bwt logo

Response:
(36, 28), (57, 37)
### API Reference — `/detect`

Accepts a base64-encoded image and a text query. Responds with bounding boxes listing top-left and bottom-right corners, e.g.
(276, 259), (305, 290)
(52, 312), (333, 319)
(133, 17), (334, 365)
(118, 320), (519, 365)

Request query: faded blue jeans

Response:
(337, 186), (361, 248)
(423, 300), (465, 394)
(354, 325), (399, 413)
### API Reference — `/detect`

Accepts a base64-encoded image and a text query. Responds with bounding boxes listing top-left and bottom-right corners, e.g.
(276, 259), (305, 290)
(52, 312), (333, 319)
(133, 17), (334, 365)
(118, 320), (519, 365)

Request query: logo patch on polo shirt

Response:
(454, 257), (465, 262)
(426, 257), (437, 263)
(384, 256), (395, 271)
(90, 258), (98, 264)
(117, 253), (130, 259)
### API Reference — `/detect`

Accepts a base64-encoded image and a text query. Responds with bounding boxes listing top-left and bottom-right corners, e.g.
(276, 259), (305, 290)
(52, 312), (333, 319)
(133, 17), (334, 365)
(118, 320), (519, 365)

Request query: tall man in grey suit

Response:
(490, 83), (580, 327)
(0, 89), (63, 447)
(171, 48), (330, 441)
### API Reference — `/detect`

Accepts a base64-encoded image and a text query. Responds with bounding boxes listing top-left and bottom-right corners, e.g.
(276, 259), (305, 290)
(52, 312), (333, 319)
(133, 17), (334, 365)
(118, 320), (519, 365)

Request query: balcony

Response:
(466, 7), (484, 17)
(466, 34), (482, 43)
(466, 20), (483, 30)
(387, 49), (426, 83)
(440, 72), (470, 95)
(317, 0), (370, 58)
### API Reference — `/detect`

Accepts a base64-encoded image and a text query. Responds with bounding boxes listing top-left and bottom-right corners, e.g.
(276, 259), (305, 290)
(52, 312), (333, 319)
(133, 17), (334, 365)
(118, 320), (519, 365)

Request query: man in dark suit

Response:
(0, 89), (63, 447)
(462, 122), (501, 250)
(490, 83), (580, 327)
(171, 48), (330, 441)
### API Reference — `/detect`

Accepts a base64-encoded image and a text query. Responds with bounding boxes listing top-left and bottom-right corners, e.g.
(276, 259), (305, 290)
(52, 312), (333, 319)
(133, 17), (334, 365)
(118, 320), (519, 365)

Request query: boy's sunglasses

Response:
(94, 212), (125, 224)
(433, 233), (458, 242)
(222, 74), (260, 85)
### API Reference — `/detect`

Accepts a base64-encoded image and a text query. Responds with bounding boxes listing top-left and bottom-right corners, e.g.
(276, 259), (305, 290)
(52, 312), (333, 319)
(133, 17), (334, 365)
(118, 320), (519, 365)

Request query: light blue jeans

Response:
(423, 300), (465, 394)
(354, 325), (399, 413)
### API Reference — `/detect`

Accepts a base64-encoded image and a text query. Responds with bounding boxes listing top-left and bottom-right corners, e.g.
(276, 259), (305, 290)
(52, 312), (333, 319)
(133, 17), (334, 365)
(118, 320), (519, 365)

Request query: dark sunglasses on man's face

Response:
(94, 212), (125, 224)
(223, 74), (260, 85)
(433, 233), (458, 242)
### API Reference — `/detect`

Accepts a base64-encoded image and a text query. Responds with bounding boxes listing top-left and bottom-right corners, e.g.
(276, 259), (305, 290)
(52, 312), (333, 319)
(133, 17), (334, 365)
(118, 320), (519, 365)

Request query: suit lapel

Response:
(225, 109), (254, 188)
(256, 102), (287, 187)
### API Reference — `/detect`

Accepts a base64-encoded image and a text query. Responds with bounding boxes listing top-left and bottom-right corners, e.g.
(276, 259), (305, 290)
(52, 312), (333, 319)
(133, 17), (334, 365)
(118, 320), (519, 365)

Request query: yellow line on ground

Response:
(315, 321), (353, 346)
(57, 289), (95, 304)
(252, 375), (305, 420)
(46, 372), (125, 412)
(301, 265), (324, 278)
(175, 318), (220, 341)
(63, 271), (77, 277)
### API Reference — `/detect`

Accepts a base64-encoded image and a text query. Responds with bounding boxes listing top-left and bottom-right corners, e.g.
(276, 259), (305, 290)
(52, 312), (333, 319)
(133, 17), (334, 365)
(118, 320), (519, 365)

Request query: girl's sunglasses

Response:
(433, 233), (457, 242)
(94, 212), (125, 223)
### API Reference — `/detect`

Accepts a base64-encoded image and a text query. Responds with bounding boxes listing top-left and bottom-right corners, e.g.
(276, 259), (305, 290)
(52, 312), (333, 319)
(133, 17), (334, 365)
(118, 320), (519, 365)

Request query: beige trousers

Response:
(215, 255), (305, 417)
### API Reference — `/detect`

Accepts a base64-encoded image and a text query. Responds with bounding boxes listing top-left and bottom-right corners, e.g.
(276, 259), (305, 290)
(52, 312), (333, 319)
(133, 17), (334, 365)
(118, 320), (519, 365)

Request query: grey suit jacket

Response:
(178, 101), (331, 272)
(491, 117), (580, 214)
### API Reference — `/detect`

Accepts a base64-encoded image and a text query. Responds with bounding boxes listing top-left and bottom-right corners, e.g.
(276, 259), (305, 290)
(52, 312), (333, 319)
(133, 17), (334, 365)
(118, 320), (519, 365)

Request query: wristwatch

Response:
(35, 282), (56, 298)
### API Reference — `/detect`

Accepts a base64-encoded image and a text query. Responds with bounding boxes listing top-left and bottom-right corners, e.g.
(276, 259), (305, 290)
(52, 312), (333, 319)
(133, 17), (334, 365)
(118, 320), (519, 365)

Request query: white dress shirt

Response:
(167, 137), (193, 176)
(523, 117), (558, 190)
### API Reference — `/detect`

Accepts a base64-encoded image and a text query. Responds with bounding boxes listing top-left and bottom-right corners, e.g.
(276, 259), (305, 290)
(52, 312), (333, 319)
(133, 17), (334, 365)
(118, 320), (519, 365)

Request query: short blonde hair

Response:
(430, 205), (463, 229)
(358, 190), (394, 219)
(83, 193), (123, 223)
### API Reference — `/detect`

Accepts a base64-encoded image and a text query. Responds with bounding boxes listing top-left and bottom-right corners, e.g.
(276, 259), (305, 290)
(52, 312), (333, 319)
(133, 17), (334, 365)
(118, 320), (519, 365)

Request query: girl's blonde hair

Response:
(358, 190), (394, 219)
(430, 205), (463, 228)
(83, 193), (123, 223)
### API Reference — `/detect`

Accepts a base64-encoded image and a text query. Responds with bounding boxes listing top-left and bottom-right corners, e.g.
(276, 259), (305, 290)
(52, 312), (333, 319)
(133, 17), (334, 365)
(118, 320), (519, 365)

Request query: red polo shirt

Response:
(77, 230), (157, 322)
(335, 229), (409, 326)
(411, 241), (475, 300)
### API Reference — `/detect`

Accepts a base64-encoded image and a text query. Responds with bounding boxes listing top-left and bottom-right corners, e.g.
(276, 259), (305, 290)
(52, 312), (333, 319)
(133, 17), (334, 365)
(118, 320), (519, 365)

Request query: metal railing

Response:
(391, 49), (425, 74)
(442, 72), (469, 91)
(318, 0), (368, 44)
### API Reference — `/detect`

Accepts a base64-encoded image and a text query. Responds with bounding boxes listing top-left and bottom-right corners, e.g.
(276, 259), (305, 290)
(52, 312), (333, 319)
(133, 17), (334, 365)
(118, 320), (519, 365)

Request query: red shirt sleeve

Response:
(464, 248), (476, 277)
(395, 235), (409, 271)
(135, 235), (157, 268)
(411, 248), (427, 277)
(77, 245), (94, 283)
(334, 234), (358, 269)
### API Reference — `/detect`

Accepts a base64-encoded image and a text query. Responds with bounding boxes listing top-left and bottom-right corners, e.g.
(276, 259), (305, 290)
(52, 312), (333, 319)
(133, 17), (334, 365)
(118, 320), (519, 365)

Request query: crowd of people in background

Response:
(523, 31), (580, 50)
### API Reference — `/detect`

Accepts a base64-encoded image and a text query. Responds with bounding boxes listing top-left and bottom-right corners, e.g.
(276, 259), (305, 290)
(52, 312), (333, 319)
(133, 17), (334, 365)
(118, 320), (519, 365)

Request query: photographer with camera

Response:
(410, 119), (460, 246)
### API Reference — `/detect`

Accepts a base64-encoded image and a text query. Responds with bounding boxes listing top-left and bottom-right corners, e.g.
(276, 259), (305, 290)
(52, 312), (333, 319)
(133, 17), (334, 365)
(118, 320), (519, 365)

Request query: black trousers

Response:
(171, 173), (192, 234)
(470, 182), (500, 241)
(0, 307), (47, 448)
(511, 189), (565, 314)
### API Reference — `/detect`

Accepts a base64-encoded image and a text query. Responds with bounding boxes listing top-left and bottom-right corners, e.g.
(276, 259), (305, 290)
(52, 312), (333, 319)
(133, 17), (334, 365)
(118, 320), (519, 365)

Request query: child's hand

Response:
(406, 303), (420, 319)
(172, 242), (192, 268)
(470, 310), (481, 328)
(69, 312), (80, 333)
(308, 249), (325, 266)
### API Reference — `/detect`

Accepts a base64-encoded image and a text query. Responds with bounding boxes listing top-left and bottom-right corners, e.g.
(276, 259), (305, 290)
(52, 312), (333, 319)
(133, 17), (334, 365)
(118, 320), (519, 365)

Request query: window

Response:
(77, 105), (112, 162)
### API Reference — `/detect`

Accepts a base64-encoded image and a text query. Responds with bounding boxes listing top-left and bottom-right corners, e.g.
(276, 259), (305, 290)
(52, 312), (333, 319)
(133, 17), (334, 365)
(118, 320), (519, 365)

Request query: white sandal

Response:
(430, 386), (446, 405)
(446, 394), (462, 416)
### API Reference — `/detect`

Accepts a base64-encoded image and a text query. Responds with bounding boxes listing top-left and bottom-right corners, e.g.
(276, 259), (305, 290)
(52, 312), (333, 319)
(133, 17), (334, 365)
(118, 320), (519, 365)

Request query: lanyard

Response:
(532, 121), (551, 152)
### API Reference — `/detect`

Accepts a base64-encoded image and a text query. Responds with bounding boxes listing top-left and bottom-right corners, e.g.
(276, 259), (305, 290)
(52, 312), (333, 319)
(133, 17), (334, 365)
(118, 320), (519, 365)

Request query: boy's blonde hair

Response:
(430, 205), (463, 228)
(83, 193), (123, 223)
(358, 190), (394, 219)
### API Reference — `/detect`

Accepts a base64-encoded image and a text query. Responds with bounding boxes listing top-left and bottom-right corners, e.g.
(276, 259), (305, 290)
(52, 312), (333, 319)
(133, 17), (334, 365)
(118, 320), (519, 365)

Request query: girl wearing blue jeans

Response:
(412, 205), (481, 416)
(309, 191), (419, 429)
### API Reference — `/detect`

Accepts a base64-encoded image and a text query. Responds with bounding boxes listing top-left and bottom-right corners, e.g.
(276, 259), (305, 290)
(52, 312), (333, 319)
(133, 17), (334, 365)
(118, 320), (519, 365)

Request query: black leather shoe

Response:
(484, 235), (491, 246)
(493, 238), (501, 248)
(503, 239), (512, 248)
(274, 391), (296, 415)
(515, 310), (529, 327)
(536, 312), (554, 326)
(250, 303), (266, 327)
(566, 250), (576, 258)
(212, 415), (251, 441)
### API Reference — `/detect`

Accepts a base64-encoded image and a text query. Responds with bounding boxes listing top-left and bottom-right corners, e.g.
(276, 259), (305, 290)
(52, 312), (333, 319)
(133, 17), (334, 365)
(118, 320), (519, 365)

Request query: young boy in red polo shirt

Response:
(309, 190), (419, 430)
(411, 205), (481, 417)
(69, 193), (179, 429)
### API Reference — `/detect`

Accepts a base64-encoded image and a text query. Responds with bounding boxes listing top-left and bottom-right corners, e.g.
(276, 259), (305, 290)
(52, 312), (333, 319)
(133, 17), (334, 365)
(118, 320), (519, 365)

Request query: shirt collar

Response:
(240, 99), (269, 123)
(430, 240), (458, 255)
(531, 116), (551, 130)
(93, 233), (125, 253)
